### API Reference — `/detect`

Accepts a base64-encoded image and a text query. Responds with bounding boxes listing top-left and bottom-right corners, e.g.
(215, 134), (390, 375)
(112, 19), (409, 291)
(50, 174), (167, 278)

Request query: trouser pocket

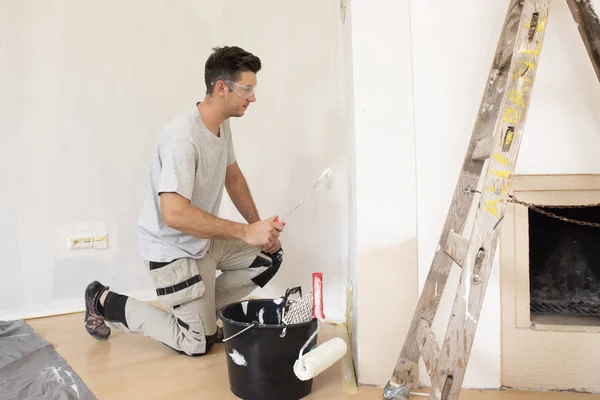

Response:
(148, 258), (205, 308)
(172, 302), (209, 355)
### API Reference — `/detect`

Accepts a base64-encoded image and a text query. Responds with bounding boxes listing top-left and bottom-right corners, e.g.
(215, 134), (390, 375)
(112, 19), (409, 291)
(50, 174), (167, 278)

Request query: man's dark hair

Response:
(205, 46), (262, 94)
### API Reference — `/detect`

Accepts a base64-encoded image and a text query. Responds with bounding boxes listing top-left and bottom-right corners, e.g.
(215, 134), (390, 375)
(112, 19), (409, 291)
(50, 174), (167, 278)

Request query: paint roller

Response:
(292, 273), (348, 381)
(294, 336), (347, 381)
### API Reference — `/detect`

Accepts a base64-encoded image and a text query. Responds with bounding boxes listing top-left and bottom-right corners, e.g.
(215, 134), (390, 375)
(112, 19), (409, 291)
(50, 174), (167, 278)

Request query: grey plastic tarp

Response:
(0, 320), (96, 400)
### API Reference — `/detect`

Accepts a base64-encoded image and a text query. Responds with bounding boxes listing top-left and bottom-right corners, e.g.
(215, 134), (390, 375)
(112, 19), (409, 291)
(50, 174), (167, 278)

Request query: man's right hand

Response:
(242, 217), (285, 247)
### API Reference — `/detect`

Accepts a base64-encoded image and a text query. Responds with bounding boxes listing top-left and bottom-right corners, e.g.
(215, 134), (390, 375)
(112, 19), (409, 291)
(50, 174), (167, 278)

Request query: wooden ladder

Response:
(383, 1), (600, 399)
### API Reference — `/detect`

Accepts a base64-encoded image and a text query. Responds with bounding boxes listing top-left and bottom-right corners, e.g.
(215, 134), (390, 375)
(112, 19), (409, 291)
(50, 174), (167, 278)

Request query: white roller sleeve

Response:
(293, 337), (347, 381)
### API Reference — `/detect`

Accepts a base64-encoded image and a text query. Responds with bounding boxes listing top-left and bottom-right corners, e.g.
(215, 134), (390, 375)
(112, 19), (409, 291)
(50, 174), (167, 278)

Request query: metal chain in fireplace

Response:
(507, 195), (600, 228)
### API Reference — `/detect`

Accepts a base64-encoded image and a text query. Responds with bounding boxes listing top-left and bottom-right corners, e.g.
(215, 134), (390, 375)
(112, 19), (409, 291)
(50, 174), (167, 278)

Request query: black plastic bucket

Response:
(218, 298), (318, 400)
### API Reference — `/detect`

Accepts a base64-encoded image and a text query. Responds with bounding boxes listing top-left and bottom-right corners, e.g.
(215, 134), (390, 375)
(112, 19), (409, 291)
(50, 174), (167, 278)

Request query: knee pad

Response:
(171, 318), (221, 356)
(250, 248), (283, 288)
(163, 342), (206, 357)
(168, 335), (219, 357)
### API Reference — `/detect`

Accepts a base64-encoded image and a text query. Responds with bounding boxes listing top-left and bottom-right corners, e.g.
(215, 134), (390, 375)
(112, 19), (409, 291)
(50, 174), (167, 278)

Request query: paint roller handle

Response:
(312, 273), (325, 320)
(273, 216), (286, 226)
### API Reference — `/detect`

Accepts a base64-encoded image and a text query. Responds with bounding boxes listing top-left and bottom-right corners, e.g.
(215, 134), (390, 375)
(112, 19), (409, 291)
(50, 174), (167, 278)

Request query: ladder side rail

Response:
(430, 2), (552, 399)
(384, 2), (528, 398)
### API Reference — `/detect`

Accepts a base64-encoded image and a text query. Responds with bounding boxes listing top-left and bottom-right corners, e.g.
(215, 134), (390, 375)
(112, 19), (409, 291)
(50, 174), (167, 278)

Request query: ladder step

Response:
(472, 136), (494, 160)
(417, 319), (440, 377)
(444, 230), (469, 268)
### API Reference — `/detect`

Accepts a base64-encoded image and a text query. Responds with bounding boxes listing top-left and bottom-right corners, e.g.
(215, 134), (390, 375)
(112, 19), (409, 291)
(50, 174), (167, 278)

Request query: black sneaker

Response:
(84, 281), (111, 340)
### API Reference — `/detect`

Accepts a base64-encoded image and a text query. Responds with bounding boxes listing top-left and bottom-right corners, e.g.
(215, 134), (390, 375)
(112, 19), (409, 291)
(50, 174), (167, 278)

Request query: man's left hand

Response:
(263, 237), (281, 254)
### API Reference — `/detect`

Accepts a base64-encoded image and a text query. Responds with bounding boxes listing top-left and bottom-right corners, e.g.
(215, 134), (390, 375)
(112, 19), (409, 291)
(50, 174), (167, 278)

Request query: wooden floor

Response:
(26, 312), (600, 400)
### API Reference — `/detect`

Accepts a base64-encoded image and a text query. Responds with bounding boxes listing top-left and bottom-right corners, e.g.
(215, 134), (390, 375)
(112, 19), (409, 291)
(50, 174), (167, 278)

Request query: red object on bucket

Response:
(312, 273), (325, 320)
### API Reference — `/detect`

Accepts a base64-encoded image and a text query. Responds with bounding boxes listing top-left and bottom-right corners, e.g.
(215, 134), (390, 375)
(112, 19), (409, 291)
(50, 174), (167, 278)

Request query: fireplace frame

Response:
(502, 174), (600, 332)
(500, 174), (600, 392)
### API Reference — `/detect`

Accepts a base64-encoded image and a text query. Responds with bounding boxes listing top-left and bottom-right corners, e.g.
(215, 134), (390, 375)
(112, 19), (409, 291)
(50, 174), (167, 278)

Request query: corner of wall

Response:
(343, 0), (361, 376)
(346, 0), (418, 387)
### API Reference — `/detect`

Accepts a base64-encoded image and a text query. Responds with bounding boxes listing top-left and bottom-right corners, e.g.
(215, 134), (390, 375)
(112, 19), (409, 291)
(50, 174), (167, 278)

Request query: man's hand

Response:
(242, 217), (285, 248)
(263, 237), (281, 254)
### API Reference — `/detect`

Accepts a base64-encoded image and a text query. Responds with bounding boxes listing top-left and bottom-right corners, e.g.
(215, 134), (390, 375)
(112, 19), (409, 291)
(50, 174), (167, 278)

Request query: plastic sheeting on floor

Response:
(0, 320), (96, 400)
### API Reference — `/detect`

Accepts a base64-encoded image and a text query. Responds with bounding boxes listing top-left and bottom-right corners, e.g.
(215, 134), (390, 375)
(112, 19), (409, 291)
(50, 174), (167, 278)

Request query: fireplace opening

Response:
(528, 205), (600, 325)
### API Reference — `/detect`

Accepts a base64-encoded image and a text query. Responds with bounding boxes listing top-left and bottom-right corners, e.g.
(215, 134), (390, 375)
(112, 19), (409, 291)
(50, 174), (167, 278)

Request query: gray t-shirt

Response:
(137, 106), (236, 262)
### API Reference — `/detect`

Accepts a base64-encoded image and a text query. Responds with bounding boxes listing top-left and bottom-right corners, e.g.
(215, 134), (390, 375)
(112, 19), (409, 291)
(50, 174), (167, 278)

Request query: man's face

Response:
(224, 71), (257, 118)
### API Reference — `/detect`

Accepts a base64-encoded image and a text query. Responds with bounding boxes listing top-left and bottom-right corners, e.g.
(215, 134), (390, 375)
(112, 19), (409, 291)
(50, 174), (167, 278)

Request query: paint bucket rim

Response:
(218, 298), (316, 330)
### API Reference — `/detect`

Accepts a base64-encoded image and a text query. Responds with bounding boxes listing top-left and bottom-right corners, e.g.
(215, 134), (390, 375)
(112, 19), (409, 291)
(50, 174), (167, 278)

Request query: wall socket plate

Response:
(67, 234), (94, 250)
(67, 233), (109, 250)
(94, 233), (108, 249)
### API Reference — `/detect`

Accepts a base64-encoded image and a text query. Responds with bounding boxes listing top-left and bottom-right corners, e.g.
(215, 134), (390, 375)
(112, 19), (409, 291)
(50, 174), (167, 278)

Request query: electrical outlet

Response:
(68, 234), (94, 250)
(94, 233), (108, 250)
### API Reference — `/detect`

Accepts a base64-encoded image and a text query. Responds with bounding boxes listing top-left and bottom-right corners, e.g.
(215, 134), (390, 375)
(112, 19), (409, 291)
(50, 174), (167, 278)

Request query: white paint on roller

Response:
(229, 349), (247, 367)
(293, 337), (347, 381)
(258, 308), (265, 325)
(241, 301), (248, 316)
(321, 168), (334, 190)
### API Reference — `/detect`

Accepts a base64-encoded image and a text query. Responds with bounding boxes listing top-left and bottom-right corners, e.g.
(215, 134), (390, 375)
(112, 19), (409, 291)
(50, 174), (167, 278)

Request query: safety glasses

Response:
(224, 80), (256, 99)
(211, 79), (257, 99)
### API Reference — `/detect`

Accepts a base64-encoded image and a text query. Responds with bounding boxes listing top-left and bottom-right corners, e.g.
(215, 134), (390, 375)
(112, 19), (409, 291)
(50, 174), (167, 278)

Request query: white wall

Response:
(0, 0), (349, 322)
(347, 0), (419, 386)
(412, 0), (600, 390)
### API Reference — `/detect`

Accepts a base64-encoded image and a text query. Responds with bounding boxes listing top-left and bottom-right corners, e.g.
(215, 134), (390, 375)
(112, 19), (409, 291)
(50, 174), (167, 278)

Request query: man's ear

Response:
(214, 80), (229, 96)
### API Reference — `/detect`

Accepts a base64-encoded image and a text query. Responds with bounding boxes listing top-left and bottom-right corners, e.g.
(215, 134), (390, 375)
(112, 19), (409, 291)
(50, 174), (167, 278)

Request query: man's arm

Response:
(160, 192), (247, 240)
(160, 192), (283, 246)
(225, 161), (260, 224)
(224, 162), (282, 254)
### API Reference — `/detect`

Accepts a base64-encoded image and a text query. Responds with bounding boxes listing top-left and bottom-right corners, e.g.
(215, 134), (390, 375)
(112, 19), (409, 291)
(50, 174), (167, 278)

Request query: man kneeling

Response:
(83, 46), (285, 356)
